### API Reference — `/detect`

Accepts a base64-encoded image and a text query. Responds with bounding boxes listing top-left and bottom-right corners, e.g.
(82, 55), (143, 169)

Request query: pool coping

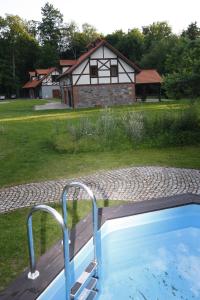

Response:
(1, 193), (200, 300)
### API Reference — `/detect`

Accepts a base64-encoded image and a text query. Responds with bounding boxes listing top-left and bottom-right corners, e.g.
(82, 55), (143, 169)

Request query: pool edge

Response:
(1, 193), (200, 300)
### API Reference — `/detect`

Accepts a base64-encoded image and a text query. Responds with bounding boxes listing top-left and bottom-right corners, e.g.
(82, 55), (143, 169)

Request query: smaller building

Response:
(136, 69), (163, 101)
(23, 68), (60, 99)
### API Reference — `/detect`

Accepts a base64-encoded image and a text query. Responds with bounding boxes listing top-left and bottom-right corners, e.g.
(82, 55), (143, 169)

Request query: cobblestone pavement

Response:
(0, 166), (200, 213)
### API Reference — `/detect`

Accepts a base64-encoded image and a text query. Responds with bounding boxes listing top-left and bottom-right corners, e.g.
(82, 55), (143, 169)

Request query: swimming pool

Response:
(38, 202), (200, 300)
(2, 193), (200, 300)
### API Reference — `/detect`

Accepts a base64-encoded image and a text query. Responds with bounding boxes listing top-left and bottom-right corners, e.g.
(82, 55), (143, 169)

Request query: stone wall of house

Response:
(72, 83), (136, 108)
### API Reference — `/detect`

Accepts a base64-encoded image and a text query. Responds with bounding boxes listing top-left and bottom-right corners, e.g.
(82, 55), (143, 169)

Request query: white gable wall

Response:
(90, 47), (104, 59)
(72, 59), (90, 85)
(42, 70), (60, 86)
(104, 47), (117, 58)
(62, 66), (69, 73)
(70, 45), (136, 86)
(99, 77), (110, 84)
(75, 75), (90, 85)
(111, 77), (118, 84)
(119, 73), (131, 83)
(73, 59), (88, 74)
(119, 59), (135, 73)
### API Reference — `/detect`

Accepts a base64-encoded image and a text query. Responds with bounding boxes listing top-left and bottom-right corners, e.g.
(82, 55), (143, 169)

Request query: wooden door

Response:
(52, 89), (61, 99)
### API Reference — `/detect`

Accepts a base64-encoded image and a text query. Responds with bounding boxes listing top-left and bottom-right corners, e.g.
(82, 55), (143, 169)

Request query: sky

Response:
(0, 0), (200, 34)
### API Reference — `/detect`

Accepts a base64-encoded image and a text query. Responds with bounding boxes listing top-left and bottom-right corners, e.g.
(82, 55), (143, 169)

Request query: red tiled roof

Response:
(23, 68), (57, 89)
(59, 60), (77, 66)
(23, 79), (42, 88)
(136, 70), (163, 84)
(35, 68), (55, 75)
(29, 71), (35, 77)
(58, 39), (140, 79)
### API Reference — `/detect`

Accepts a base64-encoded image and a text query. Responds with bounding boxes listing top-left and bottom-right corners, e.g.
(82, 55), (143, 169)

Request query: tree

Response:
(59, 21), (79, 58)
(26, 20), (39, 39)
(140, 35), (178, 74)
(37, 42), (59, 68)
(0, 15), (39, 96)
(38, 2), (63, 46)
(106, 29), (144, 64)
(36, 2), (64, 66)
(182, 22), (200, 40)
(65, 23), (101, 59)
(164, 38), (200, 98)
(106, 30), (125, 48)
(143, 21), (172, 51)
(120, 29), (144, 63)
(81, 23), (100, 44)
(165, 37), (188, 74)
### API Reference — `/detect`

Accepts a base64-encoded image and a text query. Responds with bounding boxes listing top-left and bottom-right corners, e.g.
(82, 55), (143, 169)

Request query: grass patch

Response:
(0, 99), (200, 187)
(1, 99), (200, 290)
(0, 200), (126, 291)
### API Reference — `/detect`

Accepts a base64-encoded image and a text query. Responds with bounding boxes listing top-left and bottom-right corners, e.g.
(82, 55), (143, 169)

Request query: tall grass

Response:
(143, 106), (200, 146)
(121, 112), (144, 143)
(52, 105), (200, 153)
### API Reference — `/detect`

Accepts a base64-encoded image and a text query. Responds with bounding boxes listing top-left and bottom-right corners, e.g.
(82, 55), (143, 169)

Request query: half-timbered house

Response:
(23, 68), (60, 99)
(58, 39), (141, 108)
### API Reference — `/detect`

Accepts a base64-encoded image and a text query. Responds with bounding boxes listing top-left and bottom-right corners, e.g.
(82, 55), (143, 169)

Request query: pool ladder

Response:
(27, 182), (99, 300)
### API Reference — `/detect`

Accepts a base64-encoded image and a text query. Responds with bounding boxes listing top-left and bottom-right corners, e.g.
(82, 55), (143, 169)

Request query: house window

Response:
(51, 75), (58, 82)
(90, 66), (98, 78)
(110, 65), (118, 77)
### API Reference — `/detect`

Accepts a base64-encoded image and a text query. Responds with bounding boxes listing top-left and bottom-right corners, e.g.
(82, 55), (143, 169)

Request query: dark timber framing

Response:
(58, 40), (141, 107)
(74, 60), (90, 85)
(1, 193), (200, 300)
(72, 57), (135, 86)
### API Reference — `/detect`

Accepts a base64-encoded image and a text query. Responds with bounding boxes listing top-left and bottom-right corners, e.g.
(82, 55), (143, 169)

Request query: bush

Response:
(121, 112), (144, 143)
(51, 106), (200, 153)
(67, 117), (95, 141)
(143, 105), (200, 146)
(164, 73), (200, 99)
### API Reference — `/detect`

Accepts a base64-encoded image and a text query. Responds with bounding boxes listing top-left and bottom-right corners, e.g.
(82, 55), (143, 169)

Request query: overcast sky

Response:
(1, 0), (200, 34)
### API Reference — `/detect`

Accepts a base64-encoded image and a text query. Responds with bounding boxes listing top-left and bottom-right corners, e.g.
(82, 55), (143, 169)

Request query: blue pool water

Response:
(38, 204), (200, 300)
(99, 226), (200, 299)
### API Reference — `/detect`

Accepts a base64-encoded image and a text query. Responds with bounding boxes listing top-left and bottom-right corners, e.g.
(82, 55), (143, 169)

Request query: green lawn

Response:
(0, 98), (200, 291)
(0, 99), (200, 188)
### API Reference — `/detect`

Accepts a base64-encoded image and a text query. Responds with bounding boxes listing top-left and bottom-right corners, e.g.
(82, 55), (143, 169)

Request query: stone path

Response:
(0, 166), (200, 213)
(34, 102), (69, 110)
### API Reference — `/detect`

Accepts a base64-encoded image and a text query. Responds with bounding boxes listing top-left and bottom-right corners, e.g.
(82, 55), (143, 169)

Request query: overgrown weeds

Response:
(51, 105), (200, 153)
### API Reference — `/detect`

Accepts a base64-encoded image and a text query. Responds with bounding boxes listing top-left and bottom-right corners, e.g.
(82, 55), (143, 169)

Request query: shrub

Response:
(164, 73), (200, 99)
(67, 117), (95, 141)
(121, 112), (144, 143)
(51, 105), (200, 153)
(143, 105), (200, 146)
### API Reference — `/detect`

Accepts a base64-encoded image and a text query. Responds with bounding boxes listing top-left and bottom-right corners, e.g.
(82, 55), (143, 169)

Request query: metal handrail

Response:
(61, 182), (99, 274)
(27, 204), (71, 300)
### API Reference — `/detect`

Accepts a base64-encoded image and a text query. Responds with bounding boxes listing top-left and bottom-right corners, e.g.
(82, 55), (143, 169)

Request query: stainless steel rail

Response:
(61, 182), (99, 276)
(27, 204), (71, 300)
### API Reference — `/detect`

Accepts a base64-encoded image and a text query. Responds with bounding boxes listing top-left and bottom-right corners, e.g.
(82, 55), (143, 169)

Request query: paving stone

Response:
(0, 166), (200, 213)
